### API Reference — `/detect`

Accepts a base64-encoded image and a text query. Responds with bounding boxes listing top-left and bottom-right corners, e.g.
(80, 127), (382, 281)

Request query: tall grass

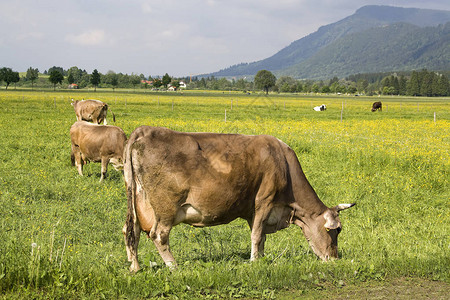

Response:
(0, 90), (448, 298)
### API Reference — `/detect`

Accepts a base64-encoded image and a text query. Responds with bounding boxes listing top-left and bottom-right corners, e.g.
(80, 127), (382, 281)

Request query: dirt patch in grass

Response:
(278, 278), (449, 300)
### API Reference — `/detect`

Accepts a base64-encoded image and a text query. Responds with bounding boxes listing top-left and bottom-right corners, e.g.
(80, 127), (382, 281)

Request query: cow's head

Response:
(71, 99), (79, 107)
(294, 203), (355, 261)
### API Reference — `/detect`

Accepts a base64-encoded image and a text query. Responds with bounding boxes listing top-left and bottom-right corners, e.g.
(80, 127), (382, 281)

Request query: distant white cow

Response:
(313, 104), (326, 111)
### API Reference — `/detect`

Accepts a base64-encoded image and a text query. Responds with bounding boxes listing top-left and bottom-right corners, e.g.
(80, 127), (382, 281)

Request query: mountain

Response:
(287, 22), (450, 79)
(207, 5), (450, 80)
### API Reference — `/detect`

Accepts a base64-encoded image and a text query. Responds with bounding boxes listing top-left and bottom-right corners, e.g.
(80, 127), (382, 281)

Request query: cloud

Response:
(141, 1), (152, 14)
(188, 36), (229, 54)
(65, 29), (106, 46)
(17, 32), (44, 41)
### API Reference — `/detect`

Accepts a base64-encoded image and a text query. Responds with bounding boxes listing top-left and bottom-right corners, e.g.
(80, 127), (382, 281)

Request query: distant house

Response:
(179, 81), (187, 89)
(141, 80), (153, 85)
(68, 83), (78, 89)
(168, 86), (177, 91)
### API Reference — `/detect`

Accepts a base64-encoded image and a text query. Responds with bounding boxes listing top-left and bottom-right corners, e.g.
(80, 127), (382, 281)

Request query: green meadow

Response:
(0, 90), (448, 299)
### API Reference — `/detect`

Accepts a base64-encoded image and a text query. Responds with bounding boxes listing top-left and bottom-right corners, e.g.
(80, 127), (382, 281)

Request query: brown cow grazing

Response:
(70, 121), (127, 182)
(371, 101), (382, 112)
(123, 126), (355, 272)
(71, 99), (115, 125)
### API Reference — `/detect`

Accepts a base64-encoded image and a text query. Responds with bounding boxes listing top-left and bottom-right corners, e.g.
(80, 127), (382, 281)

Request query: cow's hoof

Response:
(166, 261), (178, 271)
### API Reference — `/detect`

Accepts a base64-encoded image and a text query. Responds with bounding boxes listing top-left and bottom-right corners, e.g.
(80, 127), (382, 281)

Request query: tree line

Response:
(190, 69), (449, 96)
(1, 66), (449, 96)
(0, 66), (172, 91)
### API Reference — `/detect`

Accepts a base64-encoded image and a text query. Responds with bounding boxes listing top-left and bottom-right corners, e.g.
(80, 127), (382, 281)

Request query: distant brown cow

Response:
(70, 121), (126, 181)
(71, 99), (115, 124)
(123, 126), (355, 272)
(371, 101), (382, 112)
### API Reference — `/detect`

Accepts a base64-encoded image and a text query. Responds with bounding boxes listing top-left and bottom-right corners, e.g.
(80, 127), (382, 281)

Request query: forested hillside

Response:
(286, 22), (450, 79)
(208, 5), (450, 80)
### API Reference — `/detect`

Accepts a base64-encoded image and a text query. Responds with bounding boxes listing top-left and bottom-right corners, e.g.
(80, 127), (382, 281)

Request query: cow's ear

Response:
(323, 210), (340, 230)
(333, 203), (355, 212)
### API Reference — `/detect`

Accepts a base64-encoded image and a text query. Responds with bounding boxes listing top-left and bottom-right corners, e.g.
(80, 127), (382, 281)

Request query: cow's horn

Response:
(334, 203), (355, 212)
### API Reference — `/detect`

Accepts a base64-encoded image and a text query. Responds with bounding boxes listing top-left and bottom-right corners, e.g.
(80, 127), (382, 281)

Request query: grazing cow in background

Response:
(70, 121), (127, 182)
(71, 99), (115, 125)
(371, 101), (382, 112)
(313, 104), (326, 111)
(123, 126), (355, 272)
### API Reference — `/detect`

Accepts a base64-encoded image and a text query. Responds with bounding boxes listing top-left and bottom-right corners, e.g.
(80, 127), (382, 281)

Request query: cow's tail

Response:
(104, 103), (116, 122)
(124, 136), (136, 250)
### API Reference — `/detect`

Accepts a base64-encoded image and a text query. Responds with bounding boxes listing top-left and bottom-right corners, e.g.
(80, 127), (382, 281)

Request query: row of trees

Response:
(1, 65), (449, 96)
(273, 70), (449, 96)
(188, 70), (450, 96)
(386, 70), (449, 97)
(10, 66), (176, 91)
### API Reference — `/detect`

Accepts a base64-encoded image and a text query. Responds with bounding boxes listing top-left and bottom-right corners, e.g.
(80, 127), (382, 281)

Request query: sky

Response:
(1, 0), (449, 78)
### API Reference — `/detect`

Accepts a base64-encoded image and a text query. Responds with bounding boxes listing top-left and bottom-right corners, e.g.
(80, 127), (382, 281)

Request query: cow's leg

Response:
(76, 161), (83, 176)
(249, 217), (267, 261)
(249, 190), (275, 261)
(150, 221), (177, 269)
(100, 158), (109, 182)
(72, 147), (84, 176)
(258, 234), (266, 257)
(123, 220), (141, 272)
(246, 219), (266, 261)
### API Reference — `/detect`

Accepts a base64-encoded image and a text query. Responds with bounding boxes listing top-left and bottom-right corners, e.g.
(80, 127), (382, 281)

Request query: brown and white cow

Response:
(70, 121), (127, 182)
(313, 104), (327, 111)
(371, 101), (382, 112)
(71, 99), (115, 125)
(123, 126), (355, 272)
